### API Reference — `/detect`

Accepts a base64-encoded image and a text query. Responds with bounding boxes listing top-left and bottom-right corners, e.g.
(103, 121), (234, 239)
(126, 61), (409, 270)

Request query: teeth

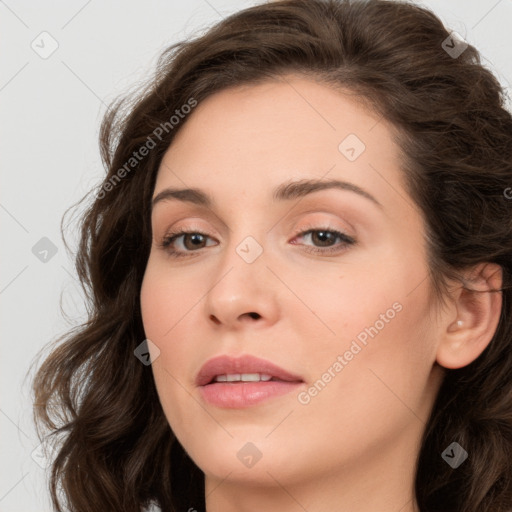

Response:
(214, 373), (273, 383)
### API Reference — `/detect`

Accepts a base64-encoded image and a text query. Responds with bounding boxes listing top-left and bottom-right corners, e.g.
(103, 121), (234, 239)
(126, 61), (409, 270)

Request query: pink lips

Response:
(196, 354), (304, 408)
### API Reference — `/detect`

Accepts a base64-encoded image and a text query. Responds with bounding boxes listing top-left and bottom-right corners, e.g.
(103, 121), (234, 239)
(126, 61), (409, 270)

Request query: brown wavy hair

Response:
(32, 0), (512, 510)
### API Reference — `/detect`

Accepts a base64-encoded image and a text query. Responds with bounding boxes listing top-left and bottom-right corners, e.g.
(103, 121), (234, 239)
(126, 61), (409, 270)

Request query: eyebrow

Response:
(151, 178), (382, 210)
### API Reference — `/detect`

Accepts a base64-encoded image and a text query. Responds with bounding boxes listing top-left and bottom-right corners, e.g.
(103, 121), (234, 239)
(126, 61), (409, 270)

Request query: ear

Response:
(436, 262), (503, 369)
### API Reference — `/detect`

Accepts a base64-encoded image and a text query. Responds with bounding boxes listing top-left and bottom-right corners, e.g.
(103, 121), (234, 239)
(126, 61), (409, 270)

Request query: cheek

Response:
(287, 262), (402, 356)
(140, 257), (196, 340)
(140, 260), (204, 427)
(294, 254), (436, 411)
(288, 291), (436, 470)
(319, 283), (436, 421)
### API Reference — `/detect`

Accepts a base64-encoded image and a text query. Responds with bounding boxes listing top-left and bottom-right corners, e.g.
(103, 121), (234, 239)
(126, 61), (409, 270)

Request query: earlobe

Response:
(436, 262), (503, 370)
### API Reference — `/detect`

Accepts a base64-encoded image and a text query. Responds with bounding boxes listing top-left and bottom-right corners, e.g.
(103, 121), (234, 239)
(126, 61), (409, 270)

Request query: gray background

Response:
(1, 1), (511, 510)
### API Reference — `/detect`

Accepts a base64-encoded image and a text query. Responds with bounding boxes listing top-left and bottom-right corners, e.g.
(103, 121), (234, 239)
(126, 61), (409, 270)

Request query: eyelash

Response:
(158, 225), (356, 259)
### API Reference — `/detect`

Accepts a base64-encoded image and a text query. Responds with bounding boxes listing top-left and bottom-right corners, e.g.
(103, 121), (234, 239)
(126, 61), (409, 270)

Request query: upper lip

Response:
(195, 354), (304, 386)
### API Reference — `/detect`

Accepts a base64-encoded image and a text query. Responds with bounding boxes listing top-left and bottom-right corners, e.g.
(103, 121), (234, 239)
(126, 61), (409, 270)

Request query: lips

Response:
(196, 354), (305, 408)
(195, 354), (304, 387)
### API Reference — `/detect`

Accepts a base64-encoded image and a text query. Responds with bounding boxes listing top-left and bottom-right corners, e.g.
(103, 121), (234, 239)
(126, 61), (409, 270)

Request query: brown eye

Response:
(292, 227), (356, 255)
(182, 233), (208, 250)
(309, 230), (338, 247)
(159, 230), (217, 257)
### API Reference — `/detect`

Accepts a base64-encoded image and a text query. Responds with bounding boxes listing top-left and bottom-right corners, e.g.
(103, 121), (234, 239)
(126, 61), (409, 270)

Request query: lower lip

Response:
(199, 381), (303, 408)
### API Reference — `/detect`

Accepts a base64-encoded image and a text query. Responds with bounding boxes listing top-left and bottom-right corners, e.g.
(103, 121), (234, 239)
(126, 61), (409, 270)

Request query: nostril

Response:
(209, 314), (221, 324)
(247, 312), (260, 319)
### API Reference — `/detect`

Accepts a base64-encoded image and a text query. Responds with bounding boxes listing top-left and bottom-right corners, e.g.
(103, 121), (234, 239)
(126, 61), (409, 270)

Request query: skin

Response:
(140, 75), (502, 512)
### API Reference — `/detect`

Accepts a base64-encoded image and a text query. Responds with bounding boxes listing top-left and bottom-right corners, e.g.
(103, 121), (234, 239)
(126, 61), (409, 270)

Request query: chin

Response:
(185, 435), (299, 482)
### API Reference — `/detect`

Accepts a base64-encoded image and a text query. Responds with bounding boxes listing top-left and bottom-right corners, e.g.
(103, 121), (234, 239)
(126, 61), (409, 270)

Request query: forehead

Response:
(154, 76), (407, 215)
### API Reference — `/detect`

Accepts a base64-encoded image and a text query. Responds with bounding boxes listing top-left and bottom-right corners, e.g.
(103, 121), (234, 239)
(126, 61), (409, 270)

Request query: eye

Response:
(158, 229), (217, 258)
(290, 226), (356, 255)
(157, 225), (356, 258)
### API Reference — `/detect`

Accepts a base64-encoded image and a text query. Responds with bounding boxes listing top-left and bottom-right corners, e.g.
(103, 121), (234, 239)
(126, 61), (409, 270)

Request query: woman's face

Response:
(140, 76), (446, 496)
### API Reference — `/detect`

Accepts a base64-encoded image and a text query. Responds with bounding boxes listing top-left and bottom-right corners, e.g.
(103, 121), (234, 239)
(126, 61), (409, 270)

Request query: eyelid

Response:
(161, 221), (215, 238)
(159, 219), (351, 242)
(289, 220), (353, 240)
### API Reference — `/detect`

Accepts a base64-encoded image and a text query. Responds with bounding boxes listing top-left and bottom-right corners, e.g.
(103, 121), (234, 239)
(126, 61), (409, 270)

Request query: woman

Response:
(33, 0), (512, 511)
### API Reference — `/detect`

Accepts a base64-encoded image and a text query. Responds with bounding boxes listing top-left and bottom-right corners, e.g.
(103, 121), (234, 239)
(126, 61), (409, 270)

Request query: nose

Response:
(203, 235), (281, 330)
